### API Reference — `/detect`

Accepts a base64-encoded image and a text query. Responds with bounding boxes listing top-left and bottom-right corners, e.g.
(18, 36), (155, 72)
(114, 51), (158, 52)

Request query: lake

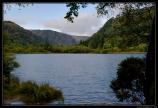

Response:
(12, 54), (145, 105)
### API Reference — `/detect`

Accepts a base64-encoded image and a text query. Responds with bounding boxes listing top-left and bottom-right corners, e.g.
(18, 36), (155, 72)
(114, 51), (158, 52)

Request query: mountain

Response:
(31, 30), (77, 45)
(80, 6), (155, 50)
(72, 36), (89, 44)
(3, 21), (89, 46)
(3, 21), (43, 45)
(31, 30), (89, 45)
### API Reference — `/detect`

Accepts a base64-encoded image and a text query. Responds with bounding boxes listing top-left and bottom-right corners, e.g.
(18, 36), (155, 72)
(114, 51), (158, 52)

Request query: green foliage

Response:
(3, 75), (20, 100)
(4, 75), (63, 105)
(64, 3), (154, 23)
(19, 81), (63, 104)
(135, 44), (148, 52)
(64, 3), (87, 23)
(3, 53), (20, 78)
(5, 43), (147, 54)
(110, 57), (146, 103)
(5, 44), (97, 54)
(80, 6), (154, 52)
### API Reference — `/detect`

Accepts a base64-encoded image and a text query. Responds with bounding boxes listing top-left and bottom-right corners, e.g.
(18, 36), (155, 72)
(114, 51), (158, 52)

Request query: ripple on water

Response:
(11, 54), (145, 104)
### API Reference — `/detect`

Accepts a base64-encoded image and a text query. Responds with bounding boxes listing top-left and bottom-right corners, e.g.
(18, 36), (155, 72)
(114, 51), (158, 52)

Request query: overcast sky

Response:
(3, 3), (120, 36)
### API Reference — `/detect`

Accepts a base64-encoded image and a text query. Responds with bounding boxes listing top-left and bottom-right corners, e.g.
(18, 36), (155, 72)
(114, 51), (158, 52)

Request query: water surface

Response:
(12, 54), (145, 105)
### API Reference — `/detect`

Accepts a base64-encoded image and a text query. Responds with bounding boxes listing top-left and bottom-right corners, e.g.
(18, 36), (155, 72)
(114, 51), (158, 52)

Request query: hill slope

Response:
(31, 30), (77, 45)
(3, 21), (43, 45)
(80, 6), (154, 51)
(3, 21), (89, 46)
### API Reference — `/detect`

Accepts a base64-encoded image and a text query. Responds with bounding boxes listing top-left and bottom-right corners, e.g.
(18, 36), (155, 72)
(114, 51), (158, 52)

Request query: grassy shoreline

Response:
(9, 51), (146, 54)
(5, 44), (147, 54)
(4, 75), (64, 105)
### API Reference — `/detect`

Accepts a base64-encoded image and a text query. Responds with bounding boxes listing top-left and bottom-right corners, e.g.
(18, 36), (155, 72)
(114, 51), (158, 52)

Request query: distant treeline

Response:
(4, 43), (146, 54)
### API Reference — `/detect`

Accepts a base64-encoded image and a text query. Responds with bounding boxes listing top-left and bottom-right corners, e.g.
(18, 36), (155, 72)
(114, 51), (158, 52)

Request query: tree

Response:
(110, 57), (146, 104)
(64, 3), (154, 23)
(3, 53), (19, 83)
(144, 16), (155, 104)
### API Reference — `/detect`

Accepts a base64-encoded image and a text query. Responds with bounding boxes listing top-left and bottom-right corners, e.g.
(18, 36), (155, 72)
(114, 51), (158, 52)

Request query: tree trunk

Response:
(144, 16), (155, 105)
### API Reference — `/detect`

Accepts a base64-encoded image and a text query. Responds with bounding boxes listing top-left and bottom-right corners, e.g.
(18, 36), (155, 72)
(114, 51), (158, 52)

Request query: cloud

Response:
(44, 12), (108, 36)
(3, 3), (122, 37)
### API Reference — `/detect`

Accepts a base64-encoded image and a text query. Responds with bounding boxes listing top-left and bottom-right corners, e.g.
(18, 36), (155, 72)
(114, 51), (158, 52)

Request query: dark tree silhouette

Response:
(144, 16), (155, 104)
(110, 57), (146, 104)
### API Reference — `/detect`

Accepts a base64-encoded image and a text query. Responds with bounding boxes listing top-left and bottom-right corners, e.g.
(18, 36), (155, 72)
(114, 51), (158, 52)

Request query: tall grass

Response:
(4, 75), (64, 105)
(18, 81), (63, 104)
(3, 75), (20, 100)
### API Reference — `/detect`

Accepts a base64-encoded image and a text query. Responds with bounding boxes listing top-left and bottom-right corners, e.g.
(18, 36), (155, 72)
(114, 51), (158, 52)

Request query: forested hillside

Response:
(3, 21), (43, 46)
(80, 6), (154, 52)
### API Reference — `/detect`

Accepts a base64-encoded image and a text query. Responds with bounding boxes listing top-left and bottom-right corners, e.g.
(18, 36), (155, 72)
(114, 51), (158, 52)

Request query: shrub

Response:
(100, 49), (109, 54)
(110, 57), (146, 104)
(135, 44), (147, 52)
(3, 53), (19, 78)
(3, 75), (20, 100)
(4, 75), (63, 105)
(19, 81), (63, 104)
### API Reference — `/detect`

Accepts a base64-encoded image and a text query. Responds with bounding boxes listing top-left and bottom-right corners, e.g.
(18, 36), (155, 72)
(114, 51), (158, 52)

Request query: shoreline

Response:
(10, 52), (147, 54)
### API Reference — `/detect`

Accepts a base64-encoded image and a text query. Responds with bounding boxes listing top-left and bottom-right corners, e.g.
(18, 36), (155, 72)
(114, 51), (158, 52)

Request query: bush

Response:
(3, 75), (20, 100)
(110, 57), (146, 104)
(19, 81), (63, 104)
(3, 53), (20, 78)
(135, 44), (147, 52)
(4, 75), (64, 105)
(100, 49), (109, 54)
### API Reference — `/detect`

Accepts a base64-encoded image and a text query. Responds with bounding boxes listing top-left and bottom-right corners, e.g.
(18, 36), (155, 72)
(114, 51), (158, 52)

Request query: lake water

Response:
(12, 54), (145, 105)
